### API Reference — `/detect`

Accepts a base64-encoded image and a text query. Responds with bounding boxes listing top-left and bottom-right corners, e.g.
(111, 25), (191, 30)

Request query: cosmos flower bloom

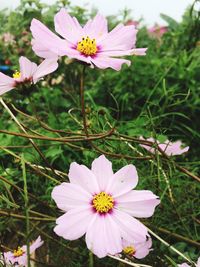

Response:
(122, 237), (152, 259)
(30, 8), (147, 71)
(148, 25), (168, 38)
(52, 155), (160, 258)
(140, 137), (189, 156)
(178, 257), (200, 267)
(0, 56), (58, 96)
(3, 236), (43, 267)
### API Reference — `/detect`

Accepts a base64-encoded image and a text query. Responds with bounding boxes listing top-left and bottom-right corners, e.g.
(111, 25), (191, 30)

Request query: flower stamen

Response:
(92, 191), (114, 213)
(123, 246), (136, 256)
(13, 71), (21, 79)
(77, 36), (97, 56)
(13, 246), (24, 257)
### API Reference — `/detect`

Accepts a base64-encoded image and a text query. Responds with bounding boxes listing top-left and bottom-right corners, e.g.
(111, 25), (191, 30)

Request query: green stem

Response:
(21, 154), (31, 267)
(80, 66), (89, 136)
(89, 251), (94, 267)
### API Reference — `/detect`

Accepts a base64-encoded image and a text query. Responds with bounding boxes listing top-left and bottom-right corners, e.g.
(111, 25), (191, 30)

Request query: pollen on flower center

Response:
(13, 246), (25, 257)
(13, 71), (21, 79)
(77, 36), (97, 56)
(92, 191), (114, 213)
(123, 246), (136, 256)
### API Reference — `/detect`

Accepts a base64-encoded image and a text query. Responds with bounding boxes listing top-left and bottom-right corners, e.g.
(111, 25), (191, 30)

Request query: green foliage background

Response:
(0, 0), (199, 266)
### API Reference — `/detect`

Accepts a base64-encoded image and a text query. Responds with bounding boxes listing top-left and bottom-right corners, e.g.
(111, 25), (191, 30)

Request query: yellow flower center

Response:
(77, 36), (97, 56)
(13, 71), (21, 79)
(123, 246), (136, 256)
(92, 191), (114, 213)
(13, 246), (24, 257)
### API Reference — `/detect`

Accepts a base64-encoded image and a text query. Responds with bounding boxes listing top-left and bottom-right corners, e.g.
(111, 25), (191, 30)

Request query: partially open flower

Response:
(0, 56), (58, 96)
(30, 8), (147, 71)
(52, 155), (160, 258)
(3, 236), (43, 267)
(122, 237), (152, 259)
(140, 137), (189, 156)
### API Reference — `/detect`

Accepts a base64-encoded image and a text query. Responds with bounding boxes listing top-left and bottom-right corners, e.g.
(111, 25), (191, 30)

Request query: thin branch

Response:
(0, 98), (58, 178)
(0, 209), (55, 221)
(108, 255), (152, 267)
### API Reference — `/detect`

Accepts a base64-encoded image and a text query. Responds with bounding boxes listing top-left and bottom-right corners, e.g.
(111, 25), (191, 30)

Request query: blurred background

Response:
(0, 0), (198, 25)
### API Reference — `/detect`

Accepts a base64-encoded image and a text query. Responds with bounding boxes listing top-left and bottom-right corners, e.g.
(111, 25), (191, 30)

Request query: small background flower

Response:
(122, 237), (152, 259)
(0, 56), (58, 96)
(148, 25), (168, 38)
(3, 236), (43, 267)
(140, 137), (189, 156)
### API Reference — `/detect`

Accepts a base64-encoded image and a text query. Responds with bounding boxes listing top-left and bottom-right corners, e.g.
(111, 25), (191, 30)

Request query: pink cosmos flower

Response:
(51, 155), (160, 258)
(30, 8), (147, 71)
(0, 56), (58, 96)
(125, 20), (139, 27)
(121, 237), (152, 259)
(178, 257), (200, 267)
(3, 236), (43, 267)
(140, 137), (189, 156)
(148, 25), (168, 38)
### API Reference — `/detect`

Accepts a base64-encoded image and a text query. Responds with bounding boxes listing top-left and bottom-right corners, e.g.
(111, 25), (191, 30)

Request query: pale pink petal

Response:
(131, 48), (147, 55)
(115, 190), (160, 218)
(83, 13), (108, 39)
(107, 165), (138, 197)
(51, 182), (91, 212)
(85, 214), (122, 258)
(163, 140), (189, 156)
(4, 251), (16, 264)
(30, 19), (68, 57)
(178, 264), (190, 267)
(98, 48), (147, 57)
(32, 39), (59, 58)
(0, 72), (15, 95)
(68, 162), (99, 194)
(99, 24), (137, 51)
(17, 254), (27, 266)
(29, 236), (44, 254)
(197, 257), (200, 267)
(140, 137), (158, 153)
(54, 8), (82, 43)
(91, 155), (113, 191)
(33, 58), (58, 83)
(85, 214), (106, 257)
(134, 238), (152, 259)
(91, 56), (131, 71)
(54, 207), (94, 240)
(104, 214), (123, 255)
(19, 56), (37, 80)
(67, 52), (92, 64)
(112, 209), (148, 243)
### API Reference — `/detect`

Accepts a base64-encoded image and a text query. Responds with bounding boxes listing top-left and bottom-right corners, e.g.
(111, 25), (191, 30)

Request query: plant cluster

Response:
(0, 0), (199, 266)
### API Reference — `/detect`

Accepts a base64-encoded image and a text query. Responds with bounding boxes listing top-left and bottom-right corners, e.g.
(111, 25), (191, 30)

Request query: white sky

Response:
(0, 0), (196, 25)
